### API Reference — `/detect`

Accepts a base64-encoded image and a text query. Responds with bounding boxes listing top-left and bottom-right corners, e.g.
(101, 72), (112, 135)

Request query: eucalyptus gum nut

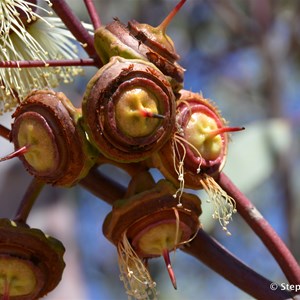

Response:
(176, 90), (228, 173)
(94, 25), (145, 64)
(15, 112), (59, 173)
(126, 0), (187, 64)
(102, 180), (201, 252)
(0, 219), (65, 299)
(94, 20), (184, 90)
(11, 90), (96, 186)
(82, 56), (176, 163)
(149, 90), (230, 189)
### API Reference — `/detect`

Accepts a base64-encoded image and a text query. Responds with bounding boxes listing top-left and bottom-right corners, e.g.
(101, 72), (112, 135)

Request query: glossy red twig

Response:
(51, 0), (102, 67)
(14, 177), (45, 223)
(79, 167), (126, 205)
(83, 0), (102, 30)
(217, 172), (300, 287)
(0, 58), (97, 68)
(0, 124), (10, 140)
(183, 229), (293, 299)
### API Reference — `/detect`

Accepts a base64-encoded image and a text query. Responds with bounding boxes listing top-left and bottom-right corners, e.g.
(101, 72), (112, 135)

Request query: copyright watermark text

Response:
(270, 282), (300, 292)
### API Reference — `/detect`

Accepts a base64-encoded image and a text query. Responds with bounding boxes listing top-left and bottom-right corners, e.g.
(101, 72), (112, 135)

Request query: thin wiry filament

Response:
(171, 126), (203, 205)
(176, 98), (194, 116)
(117, 232), (158, 300)
(172, 206), (200, 249)
(176, 134), (202, 174)
(200, 174), (237, 236)
(172, 207), (180, 251)
(171, 133), (186, 204)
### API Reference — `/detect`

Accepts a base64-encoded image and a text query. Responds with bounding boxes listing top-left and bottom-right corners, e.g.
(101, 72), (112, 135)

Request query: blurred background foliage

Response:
(0, 0), (299, 299)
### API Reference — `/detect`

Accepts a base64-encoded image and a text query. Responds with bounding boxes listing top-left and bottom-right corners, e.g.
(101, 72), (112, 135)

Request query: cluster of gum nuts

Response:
(0, 1), (244, 299)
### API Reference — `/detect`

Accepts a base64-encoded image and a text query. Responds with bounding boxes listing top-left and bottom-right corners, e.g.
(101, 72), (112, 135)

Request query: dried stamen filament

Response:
(200, 174), (237, 236)
(117, 233), (157, 300)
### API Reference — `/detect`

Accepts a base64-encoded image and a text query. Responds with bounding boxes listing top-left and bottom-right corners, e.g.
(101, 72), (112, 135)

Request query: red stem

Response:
(51, 0), (102, 67)
(0, 124), (10, 140)
(14, 177), (45, 223)
(217, 172), (300, 286)
(183, 229), (293, 299)
(0, 58), (97, 68)
(79, 167), (126, 205)
(83, 0), (102, 29)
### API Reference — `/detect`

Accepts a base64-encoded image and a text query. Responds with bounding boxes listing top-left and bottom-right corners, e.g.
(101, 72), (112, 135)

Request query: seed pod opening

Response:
(152, 90), (244, 188)
(176, 90), (229, 175)
(82, 56), (176, 163)
(10, 90), (96, 186)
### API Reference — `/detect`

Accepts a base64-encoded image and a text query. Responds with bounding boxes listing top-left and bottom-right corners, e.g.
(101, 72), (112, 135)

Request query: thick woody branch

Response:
(83, 0), (102, 30)
(217, 172), (300, 288)
(182, 229), (293, 300)
(79, 167), (126, 205)
(14, 178), (45, 223)
(0, 124), (10, 140)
